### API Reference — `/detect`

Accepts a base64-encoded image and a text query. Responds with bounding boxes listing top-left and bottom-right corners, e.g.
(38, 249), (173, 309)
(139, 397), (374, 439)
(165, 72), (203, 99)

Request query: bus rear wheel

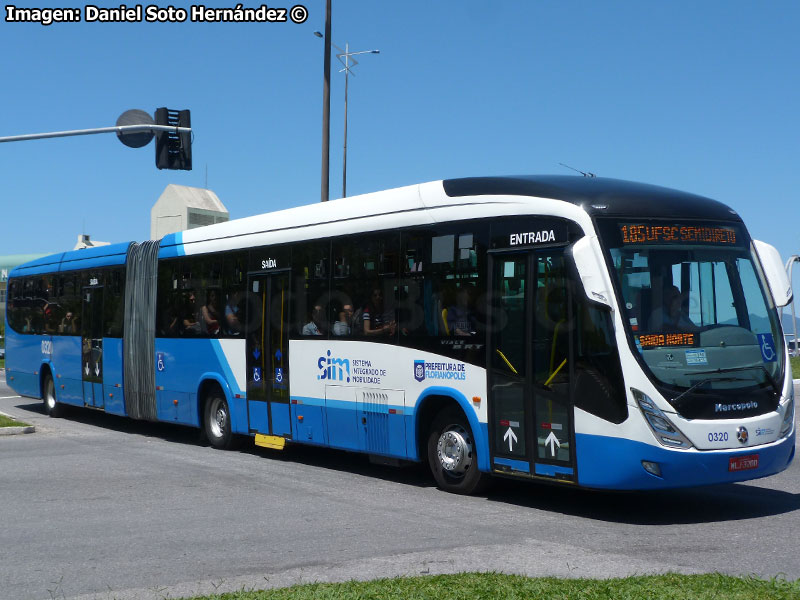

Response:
(42, 374), (64, 418)
(427, 408), (489, 495)
(204, 393), (237, 450)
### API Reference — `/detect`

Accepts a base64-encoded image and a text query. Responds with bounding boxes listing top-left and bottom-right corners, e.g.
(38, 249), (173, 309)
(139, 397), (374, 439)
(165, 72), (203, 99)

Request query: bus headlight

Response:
(780, 385), (794, 438)
(632, 388), (693, 449)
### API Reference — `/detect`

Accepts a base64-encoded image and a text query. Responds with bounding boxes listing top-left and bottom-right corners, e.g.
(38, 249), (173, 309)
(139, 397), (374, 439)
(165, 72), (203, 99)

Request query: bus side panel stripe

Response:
(209, 339), (245, 395)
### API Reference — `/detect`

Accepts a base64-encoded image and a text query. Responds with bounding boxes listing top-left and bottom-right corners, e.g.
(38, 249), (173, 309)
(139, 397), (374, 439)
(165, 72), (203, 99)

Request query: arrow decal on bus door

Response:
(545, 431), (561, 457)
(503, 427), (518, 452)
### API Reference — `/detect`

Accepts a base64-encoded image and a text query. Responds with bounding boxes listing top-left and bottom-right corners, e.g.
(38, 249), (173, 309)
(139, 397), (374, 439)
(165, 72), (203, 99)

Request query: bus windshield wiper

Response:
(671, 376), (750, 409)
(692, 365), (780, 395)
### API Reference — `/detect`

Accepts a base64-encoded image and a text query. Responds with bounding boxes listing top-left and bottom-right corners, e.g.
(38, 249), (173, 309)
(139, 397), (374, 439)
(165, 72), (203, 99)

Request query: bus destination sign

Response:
(638, 333), (696, 348)
(619, 224), (737, 245)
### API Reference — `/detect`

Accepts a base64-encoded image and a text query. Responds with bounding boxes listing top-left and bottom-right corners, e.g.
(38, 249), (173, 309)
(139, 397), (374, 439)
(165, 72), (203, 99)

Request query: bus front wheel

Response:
(42, 374), (64, 418)
(204, 394), (234, 449)
(427, 408), (489, 495)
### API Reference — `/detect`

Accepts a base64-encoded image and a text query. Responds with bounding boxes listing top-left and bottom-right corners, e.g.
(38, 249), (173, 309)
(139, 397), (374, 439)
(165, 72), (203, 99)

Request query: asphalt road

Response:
(1, 372), (799, 600)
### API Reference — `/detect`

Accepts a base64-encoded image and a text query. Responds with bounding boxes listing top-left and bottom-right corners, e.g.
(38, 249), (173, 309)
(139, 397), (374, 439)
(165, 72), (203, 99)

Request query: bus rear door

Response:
(246, 271), (291, 438)
(488, 249), (577, 483)
(81, 284), (104, 409)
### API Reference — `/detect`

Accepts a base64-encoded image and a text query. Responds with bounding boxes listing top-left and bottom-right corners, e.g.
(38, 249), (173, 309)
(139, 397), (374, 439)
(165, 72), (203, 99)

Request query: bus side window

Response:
(7, 280), (21, 333)
(332, 234), (398, 341)
(156, 259), (178, 337)
(397, 230), (428, 337)
(293, 242), (330, 338)
(104, 268), (125, 338)
(398, 224), (487, 362)
(573, 299), (627, 424)
(221, 251), (247, 337)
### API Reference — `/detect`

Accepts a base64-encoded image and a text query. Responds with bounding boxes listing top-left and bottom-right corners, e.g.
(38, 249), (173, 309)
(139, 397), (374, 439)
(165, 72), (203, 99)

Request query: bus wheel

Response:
(42, 374), (64, 418)
(204, 394), (234, 449)
(427, 408), (489, 495)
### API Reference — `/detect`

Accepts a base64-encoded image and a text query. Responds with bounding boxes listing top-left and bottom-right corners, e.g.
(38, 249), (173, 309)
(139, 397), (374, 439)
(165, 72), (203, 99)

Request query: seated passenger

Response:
(447, 287), (477, 336)
(224, 294), (245, 336)
(59, 312), (77, 334)
(363, 288), (396, 336)
(333, 302), (354, 336)
(302, 304), (326, 336)
(202, 289), (222, 336)
(182, 291), (202, 336)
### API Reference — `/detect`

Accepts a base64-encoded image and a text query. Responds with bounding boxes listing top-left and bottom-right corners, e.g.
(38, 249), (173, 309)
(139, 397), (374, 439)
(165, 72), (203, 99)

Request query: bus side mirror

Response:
(753, 240), (793, 307)
(570, 236), (613, 309)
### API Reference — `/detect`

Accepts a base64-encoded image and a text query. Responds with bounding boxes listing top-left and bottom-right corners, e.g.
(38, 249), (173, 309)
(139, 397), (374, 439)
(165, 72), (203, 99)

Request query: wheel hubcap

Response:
(46, 381), (56, 410)
(209, 400), (227, 438)
(437, 426), (473, 476)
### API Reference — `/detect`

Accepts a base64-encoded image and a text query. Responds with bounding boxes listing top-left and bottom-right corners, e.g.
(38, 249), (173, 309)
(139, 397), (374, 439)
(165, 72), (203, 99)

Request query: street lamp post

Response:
(317, 0), (332, 202)
(335, 43), (379, 198)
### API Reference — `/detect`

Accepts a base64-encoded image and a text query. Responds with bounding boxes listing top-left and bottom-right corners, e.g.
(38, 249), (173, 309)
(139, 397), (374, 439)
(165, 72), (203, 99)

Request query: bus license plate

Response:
(729, 455), (759, 472)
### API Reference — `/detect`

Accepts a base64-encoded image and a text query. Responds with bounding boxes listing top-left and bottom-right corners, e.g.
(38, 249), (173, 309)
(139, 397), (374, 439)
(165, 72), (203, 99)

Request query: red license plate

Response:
(729, 455), (759, 472)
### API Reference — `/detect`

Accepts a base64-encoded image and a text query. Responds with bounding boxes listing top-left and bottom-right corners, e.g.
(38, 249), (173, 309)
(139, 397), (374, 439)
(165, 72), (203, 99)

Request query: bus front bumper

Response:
(575, 430), (796, 490)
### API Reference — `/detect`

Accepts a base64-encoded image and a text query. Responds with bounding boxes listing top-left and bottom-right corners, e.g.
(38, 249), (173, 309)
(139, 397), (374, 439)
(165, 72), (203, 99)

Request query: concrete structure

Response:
(74, 234), (110, 250)
(151, 184), (229, 239)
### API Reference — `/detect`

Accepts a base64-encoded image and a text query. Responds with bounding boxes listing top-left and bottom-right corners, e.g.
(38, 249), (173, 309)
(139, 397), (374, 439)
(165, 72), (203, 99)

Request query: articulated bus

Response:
(5, 176), (795, 493)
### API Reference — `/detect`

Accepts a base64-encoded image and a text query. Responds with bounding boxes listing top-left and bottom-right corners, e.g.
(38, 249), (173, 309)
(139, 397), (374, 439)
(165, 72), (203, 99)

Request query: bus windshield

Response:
(598, 219), (784, 415)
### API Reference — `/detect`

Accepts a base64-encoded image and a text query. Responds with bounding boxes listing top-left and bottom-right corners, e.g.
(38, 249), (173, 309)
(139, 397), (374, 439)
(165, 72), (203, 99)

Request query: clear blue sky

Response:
(2, 1), (799, 301)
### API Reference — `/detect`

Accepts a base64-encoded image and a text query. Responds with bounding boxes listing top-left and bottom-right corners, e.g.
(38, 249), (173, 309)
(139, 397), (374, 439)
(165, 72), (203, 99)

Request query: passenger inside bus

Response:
(59, 311), (77, 334)
(182, 291), (202, 336)
(446, 286), (477, 336)
(302, 304), (326, 336)
(649, 285), (698, 332)
(363, 288), (396, 336)
(224, 293), (244, 336)
(333, 300), (354, 336)
(201, 289), (221, 336)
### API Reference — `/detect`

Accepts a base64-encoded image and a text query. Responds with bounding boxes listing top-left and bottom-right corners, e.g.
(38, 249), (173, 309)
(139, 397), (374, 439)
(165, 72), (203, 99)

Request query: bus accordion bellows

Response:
(5, 176), (795, 493)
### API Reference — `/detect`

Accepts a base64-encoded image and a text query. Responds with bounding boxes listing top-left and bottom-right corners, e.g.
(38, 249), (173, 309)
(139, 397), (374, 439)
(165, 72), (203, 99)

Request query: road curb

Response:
(0, 425), (35, 435)
(0, 410), (35, 435)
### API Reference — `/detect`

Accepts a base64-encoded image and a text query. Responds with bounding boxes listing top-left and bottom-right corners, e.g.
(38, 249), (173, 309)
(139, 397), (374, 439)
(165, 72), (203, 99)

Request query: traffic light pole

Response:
(0, 123), (191, 144)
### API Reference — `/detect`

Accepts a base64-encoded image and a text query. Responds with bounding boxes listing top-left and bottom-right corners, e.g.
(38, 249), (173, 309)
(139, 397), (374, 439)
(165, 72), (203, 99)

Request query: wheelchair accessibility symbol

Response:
(157, 353), (165, 372)
(757, 333), (777, 363)
(253, 367), (262, 382)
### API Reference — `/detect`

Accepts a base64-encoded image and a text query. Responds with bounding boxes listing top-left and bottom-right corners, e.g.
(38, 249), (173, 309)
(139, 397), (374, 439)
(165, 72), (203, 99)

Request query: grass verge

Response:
(180, 573), (800, 600)
(791, 355), (800, 379)
(0, 414), (30, 428)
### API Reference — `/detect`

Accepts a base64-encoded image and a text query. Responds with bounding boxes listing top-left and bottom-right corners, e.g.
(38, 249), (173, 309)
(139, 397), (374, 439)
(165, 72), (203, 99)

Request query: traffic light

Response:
(154, 108), (192, 170)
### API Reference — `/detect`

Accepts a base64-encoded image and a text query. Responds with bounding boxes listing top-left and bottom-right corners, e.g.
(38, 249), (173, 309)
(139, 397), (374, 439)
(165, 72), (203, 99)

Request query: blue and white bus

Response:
(5, 176), (795, 493)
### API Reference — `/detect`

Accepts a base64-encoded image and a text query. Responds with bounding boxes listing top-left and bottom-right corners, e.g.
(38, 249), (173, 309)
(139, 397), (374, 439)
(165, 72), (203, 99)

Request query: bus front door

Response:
(81, 285), (104, 409)
(246, 272), (291, 438)
(488, 250), (576, 483)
